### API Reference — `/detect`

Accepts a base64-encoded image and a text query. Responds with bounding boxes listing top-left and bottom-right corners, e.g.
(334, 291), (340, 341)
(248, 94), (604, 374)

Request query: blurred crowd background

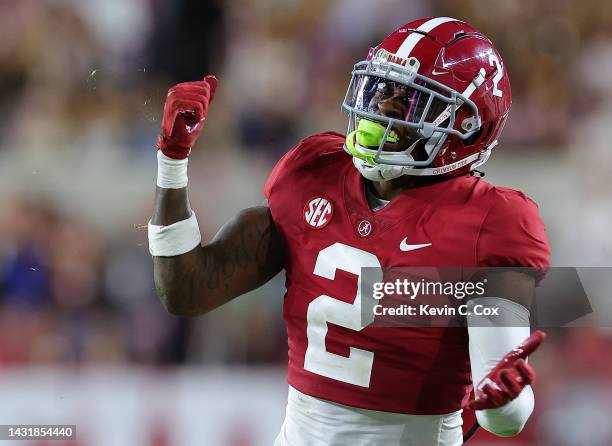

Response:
(1, 0), (612, 445)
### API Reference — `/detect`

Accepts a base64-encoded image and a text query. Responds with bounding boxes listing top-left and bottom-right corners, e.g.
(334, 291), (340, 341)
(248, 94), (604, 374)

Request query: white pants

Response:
(274, 386), (463, 446)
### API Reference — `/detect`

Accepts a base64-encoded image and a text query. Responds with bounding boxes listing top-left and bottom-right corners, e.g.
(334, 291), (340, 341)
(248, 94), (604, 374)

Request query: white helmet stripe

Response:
(396, 17), (457, 58)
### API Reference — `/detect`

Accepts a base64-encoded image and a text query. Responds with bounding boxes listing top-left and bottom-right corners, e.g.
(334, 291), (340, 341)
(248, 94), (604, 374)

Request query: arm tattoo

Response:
(201, 213), (273, 290)
(153, 207), (284, 316)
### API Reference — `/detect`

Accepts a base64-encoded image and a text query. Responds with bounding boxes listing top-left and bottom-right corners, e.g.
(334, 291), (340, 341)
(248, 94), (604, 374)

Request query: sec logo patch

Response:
(304, 197), (334, 229)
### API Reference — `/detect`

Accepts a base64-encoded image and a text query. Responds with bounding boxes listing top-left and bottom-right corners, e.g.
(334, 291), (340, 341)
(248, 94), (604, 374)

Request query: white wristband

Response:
(157, 151), (188, 189)
(148, 211), (202, 256)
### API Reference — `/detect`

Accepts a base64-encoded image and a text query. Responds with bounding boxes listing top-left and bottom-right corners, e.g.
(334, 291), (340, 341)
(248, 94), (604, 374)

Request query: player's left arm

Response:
(466, 191), (551, 436)
(467, 324), (544, 437)
(465, 271), (540, 437)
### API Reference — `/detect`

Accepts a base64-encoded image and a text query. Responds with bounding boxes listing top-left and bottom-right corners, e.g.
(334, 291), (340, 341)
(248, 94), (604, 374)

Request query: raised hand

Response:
(157, 75), (218, 159)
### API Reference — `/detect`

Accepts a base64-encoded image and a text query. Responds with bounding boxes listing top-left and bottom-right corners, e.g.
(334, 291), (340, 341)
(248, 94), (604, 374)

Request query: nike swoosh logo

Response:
(400, 237), (432, 252)
(431, 69), (446, 76)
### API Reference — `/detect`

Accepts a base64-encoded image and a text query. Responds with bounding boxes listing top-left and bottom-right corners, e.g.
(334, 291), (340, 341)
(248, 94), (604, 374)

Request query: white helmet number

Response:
(488, 53), (504, 98)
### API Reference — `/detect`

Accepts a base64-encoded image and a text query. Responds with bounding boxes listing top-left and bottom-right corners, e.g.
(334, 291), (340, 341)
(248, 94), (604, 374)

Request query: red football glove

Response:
(467, 330), (545, 411)
(156, 74), (218, 159)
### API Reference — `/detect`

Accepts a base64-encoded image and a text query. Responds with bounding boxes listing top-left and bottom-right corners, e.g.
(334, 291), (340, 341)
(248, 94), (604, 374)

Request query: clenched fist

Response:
(156, 75), (218, 159)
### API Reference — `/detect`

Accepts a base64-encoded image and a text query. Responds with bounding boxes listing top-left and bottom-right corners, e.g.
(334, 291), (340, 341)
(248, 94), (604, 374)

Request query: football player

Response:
(149, 17), (550, 446)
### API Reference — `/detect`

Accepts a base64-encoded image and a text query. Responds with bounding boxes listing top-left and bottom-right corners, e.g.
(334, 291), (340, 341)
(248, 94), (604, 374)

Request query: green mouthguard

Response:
(345, 119), (399, 164)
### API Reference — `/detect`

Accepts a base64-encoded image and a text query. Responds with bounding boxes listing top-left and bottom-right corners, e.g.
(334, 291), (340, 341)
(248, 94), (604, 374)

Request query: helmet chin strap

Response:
(353, 149), (488, 179)
(352, 157), (406, 181)
(353, 139), (497, 180)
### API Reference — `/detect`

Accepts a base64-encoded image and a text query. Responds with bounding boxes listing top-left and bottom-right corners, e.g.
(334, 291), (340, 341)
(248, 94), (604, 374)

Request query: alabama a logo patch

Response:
(357, 219), (373, 237)
(304, 197), (334, 229)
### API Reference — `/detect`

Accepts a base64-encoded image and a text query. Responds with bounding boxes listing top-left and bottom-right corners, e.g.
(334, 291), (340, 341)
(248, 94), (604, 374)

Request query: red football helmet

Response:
(343, 17), (512, 180)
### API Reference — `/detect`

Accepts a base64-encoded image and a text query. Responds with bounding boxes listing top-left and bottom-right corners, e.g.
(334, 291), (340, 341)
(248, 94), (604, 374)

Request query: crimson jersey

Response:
(264, 132), (550, 415)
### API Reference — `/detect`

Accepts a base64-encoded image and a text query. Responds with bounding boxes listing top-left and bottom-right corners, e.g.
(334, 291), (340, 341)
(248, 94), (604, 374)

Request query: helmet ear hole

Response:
(463, 128), (484, 147)
(462, 123), (493, 149)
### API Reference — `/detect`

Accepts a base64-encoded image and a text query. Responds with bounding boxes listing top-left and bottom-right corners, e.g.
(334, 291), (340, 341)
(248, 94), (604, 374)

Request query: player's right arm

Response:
(149, 76), (284, 317)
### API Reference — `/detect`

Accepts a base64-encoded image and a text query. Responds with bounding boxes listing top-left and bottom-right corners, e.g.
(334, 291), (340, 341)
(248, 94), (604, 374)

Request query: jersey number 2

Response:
(303, 243), (382, 387)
